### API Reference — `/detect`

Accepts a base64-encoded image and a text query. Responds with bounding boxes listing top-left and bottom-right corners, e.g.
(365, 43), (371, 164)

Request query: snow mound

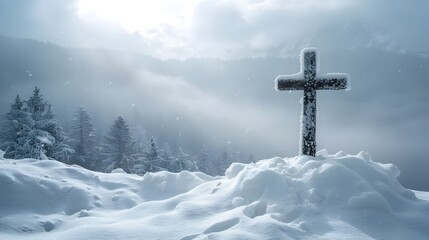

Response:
(1, 152), (429, 239)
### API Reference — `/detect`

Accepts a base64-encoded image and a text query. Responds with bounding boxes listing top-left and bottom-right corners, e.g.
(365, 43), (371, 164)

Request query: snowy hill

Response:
(1, 150), (429, 239)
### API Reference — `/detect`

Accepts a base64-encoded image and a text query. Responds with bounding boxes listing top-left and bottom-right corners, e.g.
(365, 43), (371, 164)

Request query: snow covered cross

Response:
(275, 48), (349, 157)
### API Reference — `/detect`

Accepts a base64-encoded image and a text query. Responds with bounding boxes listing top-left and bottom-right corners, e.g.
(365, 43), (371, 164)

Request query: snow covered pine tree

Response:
(132, 136), (164, 174)
(102, 116), (135, 173)
(172, 147), (198, 172)
(0, 95), (28, 158)
(0, 88), (73, 161)
(70, 106), (98, 169)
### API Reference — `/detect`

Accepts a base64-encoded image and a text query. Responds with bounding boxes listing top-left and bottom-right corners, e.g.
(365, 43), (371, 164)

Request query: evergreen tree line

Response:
(0, 87), (256, 175)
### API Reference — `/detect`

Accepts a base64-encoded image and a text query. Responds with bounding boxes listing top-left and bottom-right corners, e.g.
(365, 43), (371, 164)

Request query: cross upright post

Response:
(275, 48), (349, 157)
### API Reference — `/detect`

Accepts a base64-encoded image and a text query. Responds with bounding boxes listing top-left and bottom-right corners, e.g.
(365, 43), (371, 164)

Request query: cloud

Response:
(0, 0), (143, 51)
(182, 0), (429, 58)
(0, 0), (427, 58)
(109, 0), (429, 58)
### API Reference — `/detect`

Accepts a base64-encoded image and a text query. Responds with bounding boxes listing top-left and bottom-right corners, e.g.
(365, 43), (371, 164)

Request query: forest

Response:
(0, 87), (254, 175)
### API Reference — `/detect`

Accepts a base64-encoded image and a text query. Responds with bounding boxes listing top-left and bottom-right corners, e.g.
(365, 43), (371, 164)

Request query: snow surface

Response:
(1, 150), (429, 240)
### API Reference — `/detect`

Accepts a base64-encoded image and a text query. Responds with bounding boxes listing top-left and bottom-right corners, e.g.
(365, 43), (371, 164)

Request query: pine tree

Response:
(145, 136), (164, 172)
(0, 95), (29, 159)
(173, 147), (187, 172)
(217, 147), (233, 175)
(196, 144), (212, 174)
(91, 133), (104, 172)
(132, 136), (163, 174)
(25, 88), (73, 162)
(37, 115), (73, 162)
(102, 116), (135, 173)
(160, 142), (174, 171)
(69, 106), (97, 169)
(1, 88), (73, 162)
(25, 87), (46, 121)
(172, 147), (198, 172)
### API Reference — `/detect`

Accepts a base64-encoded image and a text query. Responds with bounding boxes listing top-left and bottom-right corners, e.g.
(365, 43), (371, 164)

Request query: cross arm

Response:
(276, 78), (306, 90)
(275, 74), (349, 91)
(314, 74), (349, 90)
(275, 74), (306, 90)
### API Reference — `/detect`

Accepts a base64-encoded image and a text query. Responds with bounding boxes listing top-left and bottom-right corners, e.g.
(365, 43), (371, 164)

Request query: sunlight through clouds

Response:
(76, 0), (197, 34)
(73, 0), (367, 58)
(72, 0), (428, 59)
(76, 0), (356, 34)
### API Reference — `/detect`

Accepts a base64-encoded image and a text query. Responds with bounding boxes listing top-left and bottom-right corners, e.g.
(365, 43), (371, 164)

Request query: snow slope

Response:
(1, 150), (429, 240)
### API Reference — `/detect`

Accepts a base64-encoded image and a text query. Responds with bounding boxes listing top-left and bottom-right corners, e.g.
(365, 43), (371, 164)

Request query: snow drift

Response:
(1, 150), (429, 240)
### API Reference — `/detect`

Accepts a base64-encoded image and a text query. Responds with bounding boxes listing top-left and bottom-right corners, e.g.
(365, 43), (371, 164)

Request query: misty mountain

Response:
(0, 33), (428, 189)
(277, 21), (405, 57)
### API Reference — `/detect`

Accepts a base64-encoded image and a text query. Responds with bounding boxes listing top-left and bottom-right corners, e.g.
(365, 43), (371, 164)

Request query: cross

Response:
(275, 48), (349, 157)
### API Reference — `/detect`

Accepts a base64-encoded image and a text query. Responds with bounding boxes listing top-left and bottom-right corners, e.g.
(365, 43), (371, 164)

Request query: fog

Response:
(0, 0), (428, 190)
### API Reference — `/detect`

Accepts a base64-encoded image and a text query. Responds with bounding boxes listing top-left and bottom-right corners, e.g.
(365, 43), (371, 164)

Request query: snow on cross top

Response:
(274, 48), (351, 91)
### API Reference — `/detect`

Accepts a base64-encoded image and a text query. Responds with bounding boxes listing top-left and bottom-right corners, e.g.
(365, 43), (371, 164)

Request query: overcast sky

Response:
(0, 0), (428, 58)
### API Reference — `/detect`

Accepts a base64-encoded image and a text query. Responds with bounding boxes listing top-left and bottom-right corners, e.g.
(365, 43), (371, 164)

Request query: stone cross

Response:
(275, 48), (349, 156)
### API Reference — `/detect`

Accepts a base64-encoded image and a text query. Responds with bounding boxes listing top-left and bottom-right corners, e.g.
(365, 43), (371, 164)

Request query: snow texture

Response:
(274, 48), (319, 87)
(1, 150), (429, 239)
(274, 48), (350, 91)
